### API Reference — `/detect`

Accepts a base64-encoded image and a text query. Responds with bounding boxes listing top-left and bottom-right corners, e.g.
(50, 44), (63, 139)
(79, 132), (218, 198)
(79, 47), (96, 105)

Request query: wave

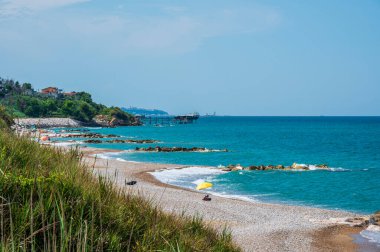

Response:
(292, 163), (351, 172)
(150, 166), (225, 184)
(360, 225), (380, 246)
(44, 141), (84, 146)
(93, 151), (143, 163)
(209, 192), (259, 202)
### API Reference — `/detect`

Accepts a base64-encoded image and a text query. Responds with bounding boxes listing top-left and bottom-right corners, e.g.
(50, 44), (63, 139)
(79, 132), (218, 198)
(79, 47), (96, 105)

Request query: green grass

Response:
(0, 119), (239, 251)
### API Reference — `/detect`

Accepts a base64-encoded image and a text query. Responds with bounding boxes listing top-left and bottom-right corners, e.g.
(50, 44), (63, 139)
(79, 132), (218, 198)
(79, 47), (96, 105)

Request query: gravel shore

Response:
(83, 147), (361, 252)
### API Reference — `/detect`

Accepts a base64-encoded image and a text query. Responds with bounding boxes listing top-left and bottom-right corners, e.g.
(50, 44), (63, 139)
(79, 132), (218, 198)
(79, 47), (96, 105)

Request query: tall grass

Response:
(0, 120), (239, 251)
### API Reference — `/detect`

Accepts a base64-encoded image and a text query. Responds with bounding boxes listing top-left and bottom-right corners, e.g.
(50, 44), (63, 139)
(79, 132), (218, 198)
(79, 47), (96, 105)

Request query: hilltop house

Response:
(63, 91), (76, 97)
(40, 87), (62, 98)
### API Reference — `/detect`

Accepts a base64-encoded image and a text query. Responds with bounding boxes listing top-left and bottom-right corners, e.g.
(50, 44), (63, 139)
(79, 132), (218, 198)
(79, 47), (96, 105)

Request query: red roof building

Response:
(41, 87), (59, 94)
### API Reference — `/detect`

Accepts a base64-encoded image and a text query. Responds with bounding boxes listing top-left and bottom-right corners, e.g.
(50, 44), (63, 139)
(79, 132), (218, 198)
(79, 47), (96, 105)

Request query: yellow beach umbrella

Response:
(196, 182), (213, 190)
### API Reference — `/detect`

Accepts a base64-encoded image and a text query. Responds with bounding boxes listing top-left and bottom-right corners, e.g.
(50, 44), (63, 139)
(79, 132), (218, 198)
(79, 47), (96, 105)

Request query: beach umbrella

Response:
(196, 182), (213, 190)
(40, 136), (50, 141)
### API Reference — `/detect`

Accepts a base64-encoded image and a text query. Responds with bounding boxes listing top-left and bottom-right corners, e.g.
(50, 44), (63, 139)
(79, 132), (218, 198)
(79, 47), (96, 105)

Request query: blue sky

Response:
(0, 0), (379, 115)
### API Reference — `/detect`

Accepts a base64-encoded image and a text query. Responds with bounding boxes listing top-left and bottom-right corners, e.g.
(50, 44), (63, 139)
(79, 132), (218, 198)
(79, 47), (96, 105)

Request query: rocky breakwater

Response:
(221, 163), (329, 171)
(134, 146), (228, 152)
(84, 139), (159, 144)
(65, 133), (120, 138)
(16, 118), (83, 128)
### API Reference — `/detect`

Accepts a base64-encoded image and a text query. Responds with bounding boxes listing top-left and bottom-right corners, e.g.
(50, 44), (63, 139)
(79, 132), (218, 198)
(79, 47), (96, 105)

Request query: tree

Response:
(22, 83), (32, 90)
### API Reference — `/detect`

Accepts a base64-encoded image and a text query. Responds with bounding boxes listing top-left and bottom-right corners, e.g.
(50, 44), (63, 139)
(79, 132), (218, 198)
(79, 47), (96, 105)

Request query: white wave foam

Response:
(150, 166), (224, 184)
(93, 152), (141, 163)
(360, 225), (380, 246)
(192, 179), (205, 185)
(291, 163), (350, 172)
(45, 141), (83, 146)
(328, 167), (350, 172)
(209, 192), (258, 203)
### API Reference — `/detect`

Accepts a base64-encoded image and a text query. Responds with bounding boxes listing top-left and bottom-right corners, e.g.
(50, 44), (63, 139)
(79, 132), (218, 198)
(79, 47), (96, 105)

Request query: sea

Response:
(58, 116), (380, 214)
(53, 116), (380, 248)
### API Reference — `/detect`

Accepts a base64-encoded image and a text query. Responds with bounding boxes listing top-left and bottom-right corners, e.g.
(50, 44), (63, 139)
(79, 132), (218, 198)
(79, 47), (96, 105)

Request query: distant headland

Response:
(0, 77), (140, 127)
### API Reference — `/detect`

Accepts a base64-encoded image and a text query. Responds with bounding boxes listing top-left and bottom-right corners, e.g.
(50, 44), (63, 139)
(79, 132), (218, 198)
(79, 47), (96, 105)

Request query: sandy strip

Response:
(78, 147), (363, 252)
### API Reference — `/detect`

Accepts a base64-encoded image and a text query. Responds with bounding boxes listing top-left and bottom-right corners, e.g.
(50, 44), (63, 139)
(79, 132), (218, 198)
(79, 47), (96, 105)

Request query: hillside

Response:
(122, 106), (169, 116)
(0, 105), (238, 251)
(0, 77), (139, 126)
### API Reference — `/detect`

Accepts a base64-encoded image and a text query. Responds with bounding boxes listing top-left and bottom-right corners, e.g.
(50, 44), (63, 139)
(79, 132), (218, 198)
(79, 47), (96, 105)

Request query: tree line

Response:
(0, 77), (132, 122)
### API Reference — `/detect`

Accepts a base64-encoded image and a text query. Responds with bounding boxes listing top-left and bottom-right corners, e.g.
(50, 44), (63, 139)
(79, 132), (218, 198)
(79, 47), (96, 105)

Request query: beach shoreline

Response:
(79, 146), (365, 252)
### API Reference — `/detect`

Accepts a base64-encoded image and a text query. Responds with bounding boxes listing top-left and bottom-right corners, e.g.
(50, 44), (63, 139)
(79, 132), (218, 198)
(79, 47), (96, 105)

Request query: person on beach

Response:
(203, 194), (211, 201)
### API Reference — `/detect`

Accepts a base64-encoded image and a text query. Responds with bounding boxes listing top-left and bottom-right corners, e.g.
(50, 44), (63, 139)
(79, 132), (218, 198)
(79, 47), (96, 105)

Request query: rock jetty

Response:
(221, 163), (329, 171)
(16, 118), (83, 128)
(65, 133), (120, 138)
(83, 139), (158, 144)
(106, 139), (158, 144)
(134, 147), (228, 152)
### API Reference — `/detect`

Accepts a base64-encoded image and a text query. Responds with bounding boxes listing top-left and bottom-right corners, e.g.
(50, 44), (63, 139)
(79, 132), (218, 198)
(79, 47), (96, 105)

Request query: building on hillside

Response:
(63, 91), (76, 97)
(40, 87), (62, 98)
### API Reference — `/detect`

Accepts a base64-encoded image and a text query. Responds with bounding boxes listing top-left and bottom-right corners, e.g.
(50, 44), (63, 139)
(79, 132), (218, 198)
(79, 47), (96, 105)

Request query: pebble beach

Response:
(13, 123), (380, 251)
(83, 147), (364, 252)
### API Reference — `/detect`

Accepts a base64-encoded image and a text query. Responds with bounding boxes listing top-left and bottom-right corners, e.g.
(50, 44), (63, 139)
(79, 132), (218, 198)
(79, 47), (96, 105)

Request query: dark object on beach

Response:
(125, 180), (137, 185)
(203, 195), (211, 201)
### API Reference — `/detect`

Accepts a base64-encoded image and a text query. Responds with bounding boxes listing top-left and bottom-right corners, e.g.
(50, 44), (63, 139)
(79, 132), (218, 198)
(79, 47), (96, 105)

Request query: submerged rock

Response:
(84, 139), (102, 144)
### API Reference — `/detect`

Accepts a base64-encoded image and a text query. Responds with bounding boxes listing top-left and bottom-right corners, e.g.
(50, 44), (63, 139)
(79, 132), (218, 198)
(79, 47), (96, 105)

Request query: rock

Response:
(266, 165), (275, 170)
(276, 165), (284, 169)
(105, 139), (158, 144)
(133, 146), (226, 153)
(370, 211), (380, 225)
(83, 139), (102, 144)
(93, 115), (142, 127)
(247, 166), (258, 170)
(316, 164), (329, 168)
(16, 118), (83, 128)
(258, 165), (266, 170)
(291, 163), (308, 170)
(65, 133), (120, 139)
(235, 164), (243, 170)
(125, 180), (137, 185)
(231, 165), (243, 171)
(345, 217), (369, 227)
(221, 168), (232, 172)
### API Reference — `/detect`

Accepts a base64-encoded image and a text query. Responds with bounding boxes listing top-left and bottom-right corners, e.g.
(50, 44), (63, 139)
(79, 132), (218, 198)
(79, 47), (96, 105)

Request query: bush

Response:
(0, 105), (14, 129)
(0, 130), (239, 251)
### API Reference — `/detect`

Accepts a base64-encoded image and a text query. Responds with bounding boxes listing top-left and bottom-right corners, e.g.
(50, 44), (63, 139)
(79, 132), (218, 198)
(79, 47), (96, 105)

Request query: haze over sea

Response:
(78, 116), (380, 214)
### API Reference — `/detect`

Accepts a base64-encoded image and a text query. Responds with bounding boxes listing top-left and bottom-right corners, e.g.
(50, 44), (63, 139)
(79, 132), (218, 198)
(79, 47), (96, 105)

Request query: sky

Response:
(0, 0), (379, 116)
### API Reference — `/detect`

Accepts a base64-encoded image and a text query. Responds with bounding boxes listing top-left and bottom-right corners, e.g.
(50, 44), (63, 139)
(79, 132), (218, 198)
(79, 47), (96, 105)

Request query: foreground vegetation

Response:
(0, 112), (238, 251)
(0, 77), (133, 123)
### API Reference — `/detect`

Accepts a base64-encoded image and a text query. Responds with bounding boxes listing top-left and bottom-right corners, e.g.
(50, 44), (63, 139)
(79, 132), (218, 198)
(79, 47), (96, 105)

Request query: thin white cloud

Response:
(0, 3), (281, 56)
(65, 6), (281, 55)
(0, 0), (89, 16)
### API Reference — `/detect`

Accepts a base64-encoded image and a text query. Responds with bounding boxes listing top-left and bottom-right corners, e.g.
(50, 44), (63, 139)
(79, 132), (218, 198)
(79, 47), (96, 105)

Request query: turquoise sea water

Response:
(65, 117), (380, 214)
